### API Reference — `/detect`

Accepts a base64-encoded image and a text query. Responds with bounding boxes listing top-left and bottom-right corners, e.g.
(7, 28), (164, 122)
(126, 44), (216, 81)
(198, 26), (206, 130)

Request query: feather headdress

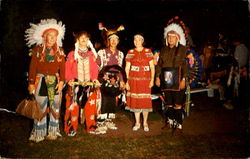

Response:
(25, 19), (65, 47)
(98, 22), (124, 39)
(164, 16), (188, 47)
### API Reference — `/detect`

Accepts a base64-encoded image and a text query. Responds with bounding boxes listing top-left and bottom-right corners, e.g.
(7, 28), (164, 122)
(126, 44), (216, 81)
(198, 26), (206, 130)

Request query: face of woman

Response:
(45, 30), (58, 47)
(78, 34), (89, 48)
(134, 37), (144, 48)
(166, 35), (178, 48)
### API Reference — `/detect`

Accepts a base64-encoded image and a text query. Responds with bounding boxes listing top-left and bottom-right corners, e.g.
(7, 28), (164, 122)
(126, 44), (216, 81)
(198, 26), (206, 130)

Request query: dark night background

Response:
(0, 0), (249, 106)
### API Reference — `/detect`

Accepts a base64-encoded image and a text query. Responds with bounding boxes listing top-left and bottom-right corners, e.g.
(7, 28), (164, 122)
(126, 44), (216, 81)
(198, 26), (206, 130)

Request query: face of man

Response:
(166, 35), (178, 48)
(78, 34), (89, 48)
(108, 36), (119, 49)
(45, 30), (58, 47)
(134, 36), (144, 48)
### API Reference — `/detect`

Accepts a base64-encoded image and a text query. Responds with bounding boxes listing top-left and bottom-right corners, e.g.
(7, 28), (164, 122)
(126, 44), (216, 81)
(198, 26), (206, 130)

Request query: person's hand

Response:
(68, 80), (74, 87)
(149, 80), (154, 88)
(125, 82), (130, 90)
(28, 84), (35, 94)
(56, 81), (64, 93)
(93, 79), (101, 87)
(120, 81), (125, 89)
(180, 79), (186, 90)
(155, 77), (160, 87)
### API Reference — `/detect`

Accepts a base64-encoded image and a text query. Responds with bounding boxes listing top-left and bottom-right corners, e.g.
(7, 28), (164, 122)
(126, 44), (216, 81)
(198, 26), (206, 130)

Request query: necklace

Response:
(45, 48), (55, 62)
(79, 47), (88, 52)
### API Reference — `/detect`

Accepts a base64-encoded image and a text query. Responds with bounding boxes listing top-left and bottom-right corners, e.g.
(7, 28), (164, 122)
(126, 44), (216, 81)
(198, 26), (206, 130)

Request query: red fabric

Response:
(84, 91), (98, 132)
(126, 48), (153, 109)
(64, 87), (79, 134)
(65, 50), (98, 82)
(28, 46), (65, 84)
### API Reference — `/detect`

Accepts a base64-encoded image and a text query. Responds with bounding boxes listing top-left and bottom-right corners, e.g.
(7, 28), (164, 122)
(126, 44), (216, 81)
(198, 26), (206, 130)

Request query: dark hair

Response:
(73, 31), (91, 41)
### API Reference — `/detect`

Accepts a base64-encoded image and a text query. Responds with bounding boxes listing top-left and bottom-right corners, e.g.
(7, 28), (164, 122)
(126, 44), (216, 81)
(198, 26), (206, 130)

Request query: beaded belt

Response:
(131, 66), (150, 71)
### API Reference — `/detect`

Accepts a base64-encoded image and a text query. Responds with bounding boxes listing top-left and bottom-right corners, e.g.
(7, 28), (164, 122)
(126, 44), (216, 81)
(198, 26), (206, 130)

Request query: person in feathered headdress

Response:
(25, 18), (66, 142)
(96, 23), (125, 130)
(64, 31), (101, 136)
(155, 16), (188, 135)
(96, 23), (125, 70)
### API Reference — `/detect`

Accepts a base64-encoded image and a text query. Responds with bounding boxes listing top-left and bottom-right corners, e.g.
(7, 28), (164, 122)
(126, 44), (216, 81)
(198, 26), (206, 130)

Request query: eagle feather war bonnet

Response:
(25, 18), (65, 48)
(164, 16), (188, 47)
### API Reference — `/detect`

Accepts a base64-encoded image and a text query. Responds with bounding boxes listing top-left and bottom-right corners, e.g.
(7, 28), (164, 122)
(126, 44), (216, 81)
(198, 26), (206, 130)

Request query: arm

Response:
(119, 51), (124, 67)
(149, 60), (155, 88)
(59, 54), (66, 83)
(181, 61), (188, 80)
(180, 48), (188, 90)
(234, 47), (239, 65)
(65, 51), (77, 82)
(155, 55), (163, 87)
(125, 61), (131, 90)
(28, 48), (38, 94)
(90, 55), (101, 86)
(90, 54), (99, 80)
(96, 50), (103, 68)
(28, 48), (38, 85)
(57, 54), (66, 93)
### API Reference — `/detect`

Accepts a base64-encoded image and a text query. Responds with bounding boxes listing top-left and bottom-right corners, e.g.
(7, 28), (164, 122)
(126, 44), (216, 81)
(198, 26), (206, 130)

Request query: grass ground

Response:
(0, 93), (249, 159)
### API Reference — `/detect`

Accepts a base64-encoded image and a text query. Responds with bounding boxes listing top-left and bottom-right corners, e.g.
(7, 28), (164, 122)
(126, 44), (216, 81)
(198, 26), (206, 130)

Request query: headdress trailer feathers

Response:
(98, 22), (125, 39)
(25, 18), (65, 48)
(164, 16), (188, 47)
